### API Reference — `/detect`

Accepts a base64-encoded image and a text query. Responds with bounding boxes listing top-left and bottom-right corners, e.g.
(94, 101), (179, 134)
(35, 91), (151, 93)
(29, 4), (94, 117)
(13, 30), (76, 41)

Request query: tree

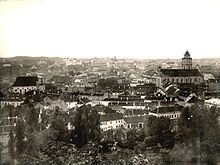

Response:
(147, 116), (175, 149)
(50, 115), (70, 142)
(0, 142), (4, 163)
(88, 108), (101, 142)
(15, 120), (25, 158)
(176, 104), (219, 163)
(27, 106), (39, 131)
(72, 105), (89, 147)
(71, 105), (101, 147)
(8, 131), (15, 161)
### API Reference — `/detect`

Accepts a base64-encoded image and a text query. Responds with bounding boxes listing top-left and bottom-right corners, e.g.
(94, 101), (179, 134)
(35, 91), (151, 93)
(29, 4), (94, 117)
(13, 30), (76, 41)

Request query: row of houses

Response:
(99, 102), (183, 132)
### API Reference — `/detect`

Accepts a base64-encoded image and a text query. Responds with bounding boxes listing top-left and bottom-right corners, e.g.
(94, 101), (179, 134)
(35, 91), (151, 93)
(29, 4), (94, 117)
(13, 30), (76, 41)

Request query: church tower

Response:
(182, 50), (192, 69)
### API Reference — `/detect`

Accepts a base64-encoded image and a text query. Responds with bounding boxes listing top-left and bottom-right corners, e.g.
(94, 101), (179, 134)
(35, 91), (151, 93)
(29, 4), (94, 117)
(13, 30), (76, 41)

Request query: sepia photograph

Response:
(0, 0), (220, 164)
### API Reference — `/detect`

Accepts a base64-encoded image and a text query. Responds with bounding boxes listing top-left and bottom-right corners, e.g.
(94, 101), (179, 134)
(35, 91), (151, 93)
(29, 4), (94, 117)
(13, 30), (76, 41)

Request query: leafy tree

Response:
(15, 120), (25, 158)
(0, 142), (4, 162)
(71, 105), (100, 147)
(8, 131), (15, 161)
(175, 104), (219, 163)
(147, 116), (175, 149)
(25, 132), (38, 157)
(27, 106), (39, 131)
(72, 105), (89, 147)
(88, 108), (101, 142)
(50, 115), (70, 142)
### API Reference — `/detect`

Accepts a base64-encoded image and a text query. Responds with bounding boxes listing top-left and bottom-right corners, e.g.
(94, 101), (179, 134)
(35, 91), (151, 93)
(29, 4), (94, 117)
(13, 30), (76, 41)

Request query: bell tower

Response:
(182, 50), (192, 69)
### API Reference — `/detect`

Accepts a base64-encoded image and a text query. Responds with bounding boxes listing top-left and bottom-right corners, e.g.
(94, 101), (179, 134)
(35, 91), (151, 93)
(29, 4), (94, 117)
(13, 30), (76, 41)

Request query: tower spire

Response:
(182, 50), (192, 69)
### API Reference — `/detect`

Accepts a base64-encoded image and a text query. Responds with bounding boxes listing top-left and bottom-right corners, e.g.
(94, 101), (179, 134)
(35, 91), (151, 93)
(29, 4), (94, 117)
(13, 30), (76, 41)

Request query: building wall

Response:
(0, 133), (10, 163)
(149, 111), (181, 120)
(0, 100), (23, 108)
(161, 76), (204, 84)
(125, 122), (145, 129)
(12, 86), (37, 94)
(100, 119), (125, 132)
(182, 59), (192, 69)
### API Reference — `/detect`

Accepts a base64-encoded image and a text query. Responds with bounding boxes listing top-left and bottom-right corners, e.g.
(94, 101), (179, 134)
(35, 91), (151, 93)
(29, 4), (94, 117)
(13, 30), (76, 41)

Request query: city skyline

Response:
(1, 0), (220, 59)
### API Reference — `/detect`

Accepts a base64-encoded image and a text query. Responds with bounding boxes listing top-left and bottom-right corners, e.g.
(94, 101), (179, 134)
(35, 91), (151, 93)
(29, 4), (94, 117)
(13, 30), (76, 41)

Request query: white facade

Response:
(161, 76), (203, 84)
(204, 98), (220, 108)
(122, 105), (146, 110)
(100, 119), (125, 132)
(11, 86), (38, 94)
(0, 99), (24, 108)
(66, 101), (78, 109)
(149, 111), (181, 120)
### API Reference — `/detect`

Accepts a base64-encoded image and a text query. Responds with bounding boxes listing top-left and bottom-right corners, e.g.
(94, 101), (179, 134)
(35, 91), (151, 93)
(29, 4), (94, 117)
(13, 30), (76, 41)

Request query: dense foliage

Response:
(2, 101), (219, 164)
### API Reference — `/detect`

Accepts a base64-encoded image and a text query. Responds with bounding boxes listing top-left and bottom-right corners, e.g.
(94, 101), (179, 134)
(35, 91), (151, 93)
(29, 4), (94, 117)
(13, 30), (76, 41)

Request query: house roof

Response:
(160, 69), (202, 77)
(204, 73), (216, 81)
(100, 113), (123, 122)
(13, 76), (38, 87)
(124, 109), (148, 116)
(124, 116), (147, 124)
(150, 105), (182, 114)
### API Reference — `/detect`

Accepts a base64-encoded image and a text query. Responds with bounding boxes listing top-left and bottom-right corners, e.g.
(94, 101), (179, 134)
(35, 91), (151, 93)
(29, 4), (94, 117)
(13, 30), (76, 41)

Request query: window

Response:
(172, 78), (174, 82)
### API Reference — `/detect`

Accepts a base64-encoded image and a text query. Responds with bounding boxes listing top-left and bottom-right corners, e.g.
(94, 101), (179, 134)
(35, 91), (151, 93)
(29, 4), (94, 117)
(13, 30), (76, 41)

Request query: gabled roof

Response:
(13, 76), (38, 87)
(100, 113), (123, 122)
(160, 69), (202, 77)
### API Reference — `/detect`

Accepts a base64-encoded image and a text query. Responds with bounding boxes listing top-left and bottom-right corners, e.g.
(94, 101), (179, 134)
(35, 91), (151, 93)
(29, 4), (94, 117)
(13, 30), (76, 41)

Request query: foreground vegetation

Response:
(1, 98), (219, 164)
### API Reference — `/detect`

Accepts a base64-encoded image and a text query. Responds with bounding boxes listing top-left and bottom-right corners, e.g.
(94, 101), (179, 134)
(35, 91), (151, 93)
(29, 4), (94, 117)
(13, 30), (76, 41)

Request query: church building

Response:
(156, 51), (204, 87)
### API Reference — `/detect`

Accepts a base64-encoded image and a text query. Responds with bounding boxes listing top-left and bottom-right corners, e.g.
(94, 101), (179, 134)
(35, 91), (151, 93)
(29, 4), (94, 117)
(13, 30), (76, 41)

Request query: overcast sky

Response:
(0, 0), (220, 59)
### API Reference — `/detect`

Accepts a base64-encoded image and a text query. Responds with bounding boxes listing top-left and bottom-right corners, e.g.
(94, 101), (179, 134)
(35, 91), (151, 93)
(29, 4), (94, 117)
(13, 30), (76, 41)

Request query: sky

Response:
(0, 0), (220, 59)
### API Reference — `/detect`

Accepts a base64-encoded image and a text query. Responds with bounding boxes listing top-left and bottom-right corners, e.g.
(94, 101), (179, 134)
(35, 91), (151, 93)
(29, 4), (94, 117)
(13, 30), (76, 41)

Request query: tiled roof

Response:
(151, 105), (182, 114)
(124, 109), (148, 116)
(124, 116), (147, 124)
(160, 69), (202, 77)
(100, 113), (123, 122)
(13, 76), (38, 87)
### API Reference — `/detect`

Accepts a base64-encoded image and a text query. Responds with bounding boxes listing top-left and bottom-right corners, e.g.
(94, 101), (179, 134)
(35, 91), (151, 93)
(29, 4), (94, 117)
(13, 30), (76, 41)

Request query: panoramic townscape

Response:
(0, 51), (220, 164)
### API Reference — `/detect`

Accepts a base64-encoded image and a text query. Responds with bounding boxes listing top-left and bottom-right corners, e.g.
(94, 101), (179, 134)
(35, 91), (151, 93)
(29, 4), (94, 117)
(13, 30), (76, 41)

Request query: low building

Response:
(124, 116), (147, 129)
(204, 98), (220, 109)
(204, 73), (216, 84)
(0, 98), (24, 108)
(100, 113), (124, 132)
(204, 98), (220, 125)
(149, 105), (182, 120)
(0, 117), (23, 162)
